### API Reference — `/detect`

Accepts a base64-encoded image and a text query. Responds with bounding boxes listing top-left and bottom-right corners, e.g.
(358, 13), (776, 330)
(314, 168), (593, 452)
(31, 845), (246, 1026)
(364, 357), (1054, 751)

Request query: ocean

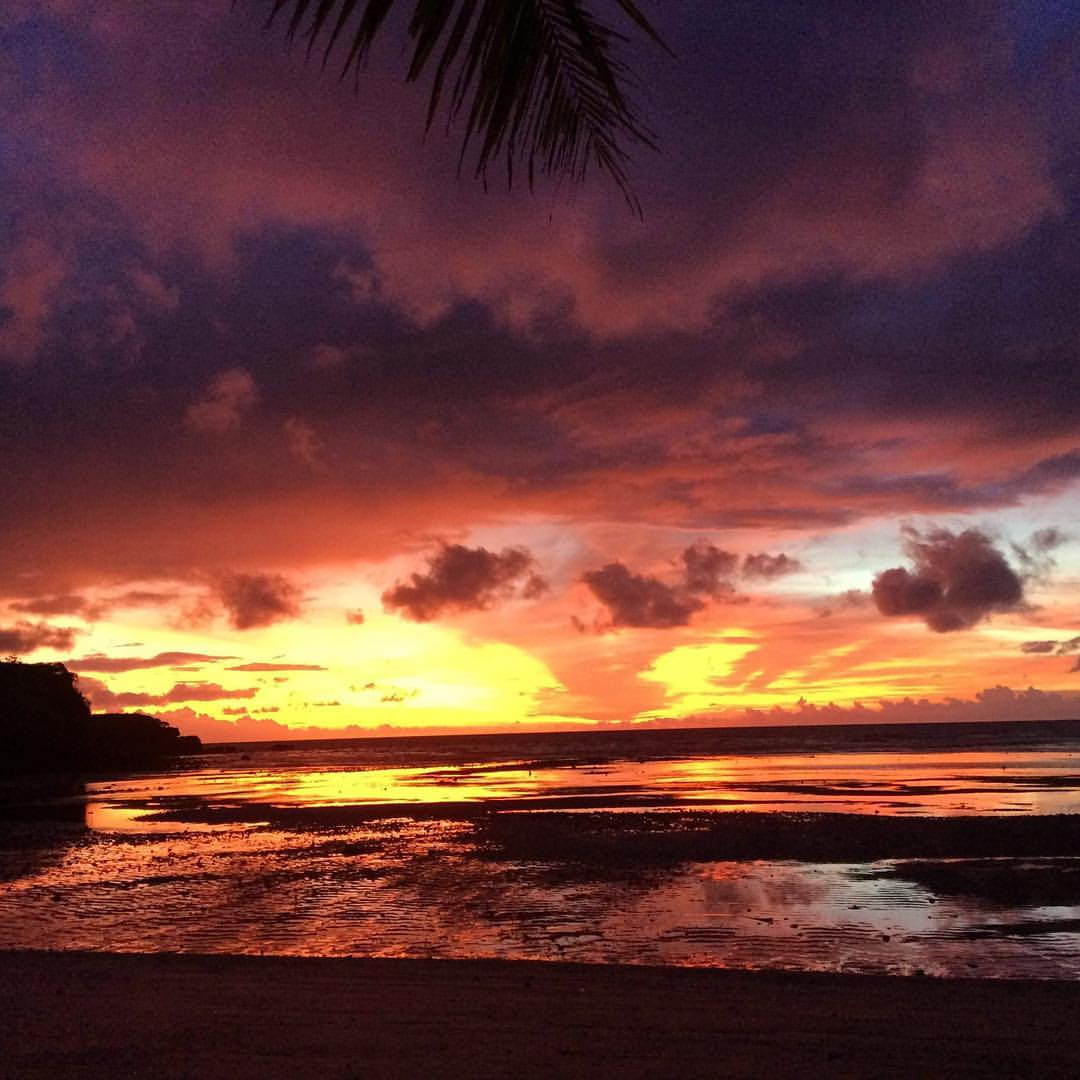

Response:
(2, 718), (1080, 978)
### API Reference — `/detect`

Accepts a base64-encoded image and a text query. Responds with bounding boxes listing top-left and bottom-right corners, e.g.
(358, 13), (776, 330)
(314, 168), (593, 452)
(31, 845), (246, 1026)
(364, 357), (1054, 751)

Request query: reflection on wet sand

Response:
(0, 778), (88, 885)
(81, 746), (1080, 829)
(2, 729), (1080, 979)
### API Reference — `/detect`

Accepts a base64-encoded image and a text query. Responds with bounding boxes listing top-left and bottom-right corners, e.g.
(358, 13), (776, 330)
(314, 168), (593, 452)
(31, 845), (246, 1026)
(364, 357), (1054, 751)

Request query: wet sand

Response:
(3, 951), (1080, 1078)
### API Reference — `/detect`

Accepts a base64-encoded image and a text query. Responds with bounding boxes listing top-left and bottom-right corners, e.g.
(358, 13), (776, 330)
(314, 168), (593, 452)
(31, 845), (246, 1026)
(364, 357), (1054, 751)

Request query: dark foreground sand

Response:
(2, 952), (1080, 1079)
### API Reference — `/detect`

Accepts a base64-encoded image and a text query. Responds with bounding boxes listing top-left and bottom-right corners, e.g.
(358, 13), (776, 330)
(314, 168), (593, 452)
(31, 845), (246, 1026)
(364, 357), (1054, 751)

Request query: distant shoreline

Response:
(203, 713), (1080, 753)
(3, 950), (1080, 1078)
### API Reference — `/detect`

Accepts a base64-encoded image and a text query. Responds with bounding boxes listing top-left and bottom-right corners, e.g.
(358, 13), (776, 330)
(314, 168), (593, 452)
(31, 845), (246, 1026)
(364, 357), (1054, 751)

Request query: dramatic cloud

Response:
(185, 368), (258, 434)
(681, 543), (738, 596)
(583, 563), (704, 629)
(0, 4), (1077, 731)
(872, 528), (1025, 632)
(69, 651), (234, 673)
(382, 544), (547, 622)
(587, 543), (805, 630)
(741, 553), (803, 580)
(218, 573), (303, 630)
(0, 621), (78, 654)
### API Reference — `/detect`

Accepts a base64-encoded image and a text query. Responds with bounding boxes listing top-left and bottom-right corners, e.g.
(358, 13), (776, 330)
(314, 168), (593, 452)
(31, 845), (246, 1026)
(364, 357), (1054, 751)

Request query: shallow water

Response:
(86, 743), (1080, 827)
(2, 727), (1080, 978)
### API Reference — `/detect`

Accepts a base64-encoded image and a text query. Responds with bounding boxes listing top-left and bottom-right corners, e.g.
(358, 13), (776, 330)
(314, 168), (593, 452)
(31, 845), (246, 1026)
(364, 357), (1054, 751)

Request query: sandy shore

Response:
(2, 952), (1079, 1078)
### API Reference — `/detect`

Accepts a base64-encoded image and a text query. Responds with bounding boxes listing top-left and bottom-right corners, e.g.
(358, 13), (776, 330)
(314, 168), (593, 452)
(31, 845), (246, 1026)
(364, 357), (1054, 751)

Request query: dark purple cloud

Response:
(0, 1), (1074, 604)
(383, 544), (547, 622)
(872, 528), (1025, 633)
(741, 553), (803, 580)
(681, 543), (738, 596)
(583, 563), (704, 629)
(0, 621), (79, 654)
(218, 573), (302, 630)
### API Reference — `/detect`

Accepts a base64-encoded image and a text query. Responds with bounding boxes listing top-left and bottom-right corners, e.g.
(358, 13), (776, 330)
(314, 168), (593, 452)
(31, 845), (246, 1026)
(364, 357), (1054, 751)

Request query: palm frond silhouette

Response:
(262, 0), (664, 214)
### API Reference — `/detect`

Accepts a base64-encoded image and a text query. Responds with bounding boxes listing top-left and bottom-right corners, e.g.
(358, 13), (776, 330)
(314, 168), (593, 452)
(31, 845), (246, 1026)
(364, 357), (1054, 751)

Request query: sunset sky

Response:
(2, 1), (1078, 741)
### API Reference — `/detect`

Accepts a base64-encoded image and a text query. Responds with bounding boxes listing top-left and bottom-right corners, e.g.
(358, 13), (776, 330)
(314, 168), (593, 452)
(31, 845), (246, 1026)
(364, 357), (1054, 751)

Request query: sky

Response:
(1, 1), (1078, 741)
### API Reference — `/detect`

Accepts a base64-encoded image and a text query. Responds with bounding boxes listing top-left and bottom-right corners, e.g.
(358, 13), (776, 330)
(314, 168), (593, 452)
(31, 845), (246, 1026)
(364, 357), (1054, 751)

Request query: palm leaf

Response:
(260, 0), (664, 213)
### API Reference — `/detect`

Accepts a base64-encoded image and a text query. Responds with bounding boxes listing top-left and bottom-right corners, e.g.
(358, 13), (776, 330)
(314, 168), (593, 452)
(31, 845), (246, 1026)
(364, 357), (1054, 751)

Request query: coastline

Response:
(3, 951), (1080, 1078)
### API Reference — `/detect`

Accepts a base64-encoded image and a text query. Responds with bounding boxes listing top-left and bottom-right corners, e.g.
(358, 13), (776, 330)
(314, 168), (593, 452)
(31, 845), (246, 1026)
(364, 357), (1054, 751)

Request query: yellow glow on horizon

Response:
(70, 604), (567, 732)
(638, 636), (759, 714)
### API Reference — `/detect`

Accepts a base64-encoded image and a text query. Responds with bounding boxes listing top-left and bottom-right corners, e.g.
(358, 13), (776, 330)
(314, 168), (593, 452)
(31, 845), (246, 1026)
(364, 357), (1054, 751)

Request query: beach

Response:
(3, 950), (1080, 1078)
(4, 724), (1080, 1075)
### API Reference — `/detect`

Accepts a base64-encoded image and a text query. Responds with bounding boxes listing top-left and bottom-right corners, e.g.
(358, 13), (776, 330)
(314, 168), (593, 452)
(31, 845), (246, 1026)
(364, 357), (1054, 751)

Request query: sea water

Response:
(2, 721), (1079, 977)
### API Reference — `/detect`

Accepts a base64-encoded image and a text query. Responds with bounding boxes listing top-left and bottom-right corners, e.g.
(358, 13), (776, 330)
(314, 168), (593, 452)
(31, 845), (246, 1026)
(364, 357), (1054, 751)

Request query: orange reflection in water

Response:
(82, 746), (1080, 832)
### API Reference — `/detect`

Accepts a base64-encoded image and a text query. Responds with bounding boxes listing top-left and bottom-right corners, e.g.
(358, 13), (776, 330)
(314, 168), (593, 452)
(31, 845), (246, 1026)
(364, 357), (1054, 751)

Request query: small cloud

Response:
(1030, 527), (1068, 552)
(816, 589), (871, 618)
(0, 621), (79, 654)
(1012, 525), (1068, 581)
(380, 689), (417, 703)
(10, 588), (178, 623)
(742, 552), (803, 579)
(80, 678), (258, 709)
(107, 589), (180, 609)
(346, 609), (366, 625)
(185, 368), (257, 434)
(310, 343), (349, 370)
(218, 572), (302, 630)
(681, 542), (738, 596)
(582, 563), (703, 629)
(162, 683), (258, 703)
(1020, 640), (1058, 654)
(69, 651), (233, 673)
(284, 416), (322, 468)
(226, 662), (326, 672)
(383, 543), (547, 622)
(128, 267), (179, 312)
(872, 527), (1024, 632)
(9, 593), (98, 618)
(1021, 636), (1080, 657)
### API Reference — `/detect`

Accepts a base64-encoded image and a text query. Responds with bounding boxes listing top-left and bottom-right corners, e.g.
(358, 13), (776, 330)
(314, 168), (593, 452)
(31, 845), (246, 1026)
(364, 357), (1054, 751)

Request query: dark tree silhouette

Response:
(0, 659), (91, 773)
(260, 0), (665, 212)
(0, 660), (201, 775)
